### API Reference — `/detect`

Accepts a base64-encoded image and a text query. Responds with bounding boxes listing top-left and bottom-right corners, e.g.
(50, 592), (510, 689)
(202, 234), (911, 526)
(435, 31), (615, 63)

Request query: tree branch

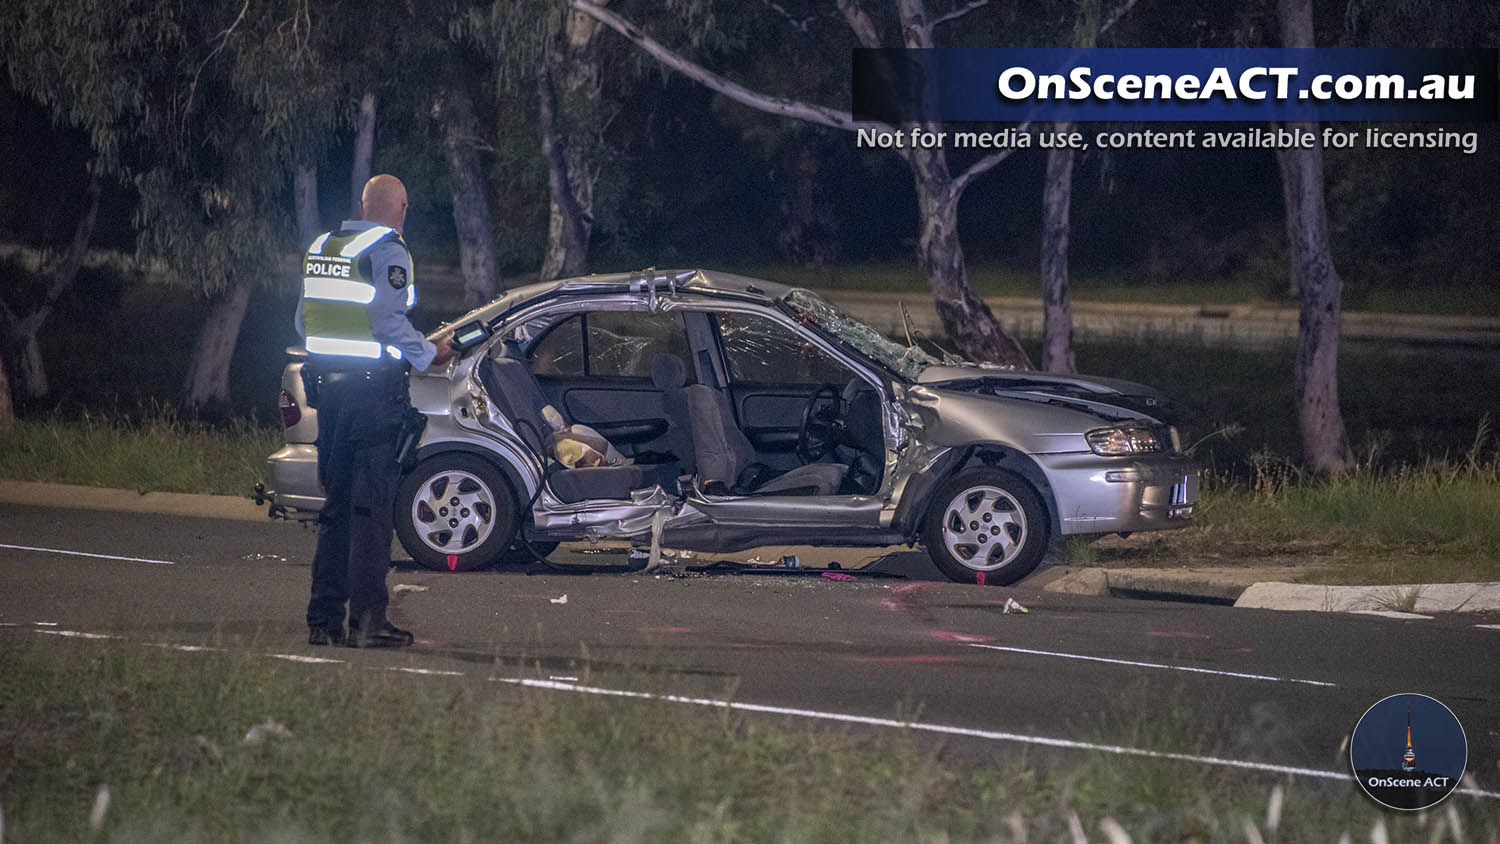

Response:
(835, 0), (882, 47)
(569, 0), (891, 133)
(947, 120), (1032, 202)
(183, 0), (251, 120)
(1098, 0), (1142, 37)
(931, 0), (990, 28)
(761, 0), (816, 33)
(893, 0), (935, 48)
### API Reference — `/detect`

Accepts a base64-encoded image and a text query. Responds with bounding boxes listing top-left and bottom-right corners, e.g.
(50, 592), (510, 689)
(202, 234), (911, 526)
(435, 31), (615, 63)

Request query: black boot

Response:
(346, 619), (414, 648)
(307, 626), (346, 646)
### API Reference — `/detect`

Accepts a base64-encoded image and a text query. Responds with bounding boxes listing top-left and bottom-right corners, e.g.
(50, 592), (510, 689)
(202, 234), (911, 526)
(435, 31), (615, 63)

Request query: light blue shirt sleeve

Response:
(366, 239), (437, 370)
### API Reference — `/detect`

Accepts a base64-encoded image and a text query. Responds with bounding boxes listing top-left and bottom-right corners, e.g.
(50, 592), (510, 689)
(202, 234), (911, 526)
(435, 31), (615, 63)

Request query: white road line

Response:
(0, 542), (176, 566)
(1476, 624), (1500, 630)
(144, 643), (226, 653)
(967, 643), (1337, 688)
(34, 621), (58, 626)
(379, 666), (465, 677)
(34, 629), (119, 640)
(267, 653), (345, 664)
(491, 677), (1500, 800)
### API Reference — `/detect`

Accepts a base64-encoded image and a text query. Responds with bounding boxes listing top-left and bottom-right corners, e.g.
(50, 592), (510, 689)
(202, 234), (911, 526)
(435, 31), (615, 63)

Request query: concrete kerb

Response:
(1032, 566), (1309, 604)
(1235, 581), (1500, 614)
(0, 480), (266, 523)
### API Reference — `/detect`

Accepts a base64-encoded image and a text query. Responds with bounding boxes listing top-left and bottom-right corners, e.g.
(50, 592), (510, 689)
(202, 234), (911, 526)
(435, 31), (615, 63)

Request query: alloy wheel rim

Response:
(411, 470), (495, 555)
(940, 485), (1026, 571)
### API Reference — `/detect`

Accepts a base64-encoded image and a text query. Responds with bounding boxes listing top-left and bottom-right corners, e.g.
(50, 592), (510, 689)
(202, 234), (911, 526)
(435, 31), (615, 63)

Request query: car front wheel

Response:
(922, 469), (1049, 585)
(395, 454), (519, 572)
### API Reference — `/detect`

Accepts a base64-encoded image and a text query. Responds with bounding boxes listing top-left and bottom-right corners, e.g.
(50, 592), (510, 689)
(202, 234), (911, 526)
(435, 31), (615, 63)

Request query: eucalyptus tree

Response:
(1038, 0), (1139, 375)
(567, 0), (1040, 367)
(0, 0), (175, 403)
(1273, 0), (1352, 473)
(536, 3), (613, 281)
(1, 0), (356, 412)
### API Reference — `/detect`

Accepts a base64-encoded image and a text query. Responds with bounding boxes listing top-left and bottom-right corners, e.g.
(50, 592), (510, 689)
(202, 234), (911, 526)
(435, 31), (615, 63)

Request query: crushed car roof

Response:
(431, 268), (795, 340)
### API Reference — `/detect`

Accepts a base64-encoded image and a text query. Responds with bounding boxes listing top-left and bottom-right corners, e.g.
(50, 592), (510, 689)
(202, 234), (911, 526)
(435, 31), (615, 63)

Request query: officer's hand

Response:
(430, 335), (459, 368)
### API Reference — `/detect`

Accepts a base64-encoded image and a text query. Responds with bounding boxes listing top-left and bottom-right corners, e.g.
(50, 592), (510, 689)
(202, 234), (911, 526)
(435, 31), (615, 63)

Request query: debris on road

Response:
(89, 785), (109, 830)
(1001, 597), (1029, 614)
(550, 594), (568, 605)
(392, 584), (429, 594)
(243, 718), (293, 746)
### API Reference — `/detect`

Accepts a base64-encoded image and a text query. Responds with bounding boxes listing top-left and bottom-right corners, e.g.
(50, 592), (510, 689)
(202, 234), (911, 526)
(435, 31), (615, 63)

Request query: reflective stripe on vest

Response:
(300, 226), (412, 360)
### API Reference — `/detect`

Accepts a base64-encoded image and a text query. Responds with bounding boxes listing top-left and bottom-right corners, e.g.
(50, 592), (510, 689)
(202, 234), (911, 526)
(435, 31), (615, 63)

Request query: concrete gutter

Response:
(0, 480), (265, 522)
(1235, 581), (1500, 614)
(1033, 565), (1500, 615)
(1029, 565), (1310, 604)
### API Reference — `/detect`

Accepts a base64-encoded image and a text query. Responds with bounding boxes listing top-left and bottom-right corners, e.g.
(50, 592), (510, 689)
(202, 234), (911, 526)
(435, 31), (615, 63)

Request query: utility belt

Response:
(301, 355), (425, 468)
(301, 356), (409, 409)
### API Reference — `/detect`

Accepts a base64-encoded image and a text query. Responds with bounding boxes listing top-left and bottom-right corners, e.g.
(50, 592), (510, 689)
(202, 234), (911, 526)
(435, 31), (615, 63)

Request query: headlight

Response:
(1086, 425), (1166, 456)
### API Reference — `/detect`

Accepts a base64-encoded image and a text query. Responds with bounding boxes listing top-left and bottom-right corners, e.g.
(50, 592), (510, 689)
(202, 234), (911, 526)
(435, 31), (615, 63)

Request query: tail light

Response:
(277, 389), (301, 428)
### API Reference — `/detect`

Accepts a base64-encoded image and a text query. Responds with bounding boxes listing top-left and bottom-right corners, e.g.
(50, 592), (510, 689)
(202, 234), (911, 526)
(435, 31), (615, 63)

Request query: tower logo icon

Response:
(1351, 693), (1466, 811)
(1400, 703), (1416, 773)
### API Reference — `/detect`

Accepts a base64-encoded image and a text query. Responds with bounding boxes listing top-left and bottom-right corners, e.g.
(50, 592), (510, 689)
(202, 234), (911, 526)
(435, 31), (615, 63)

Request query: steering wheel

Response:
(797, 383), (848, 463)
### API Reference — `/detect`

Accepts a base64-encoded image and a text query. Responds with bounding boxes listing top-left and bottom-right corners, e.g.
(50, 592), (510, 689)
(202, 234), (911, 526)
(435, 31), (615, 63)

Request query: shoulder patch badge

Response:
(388, 266), (408, 289)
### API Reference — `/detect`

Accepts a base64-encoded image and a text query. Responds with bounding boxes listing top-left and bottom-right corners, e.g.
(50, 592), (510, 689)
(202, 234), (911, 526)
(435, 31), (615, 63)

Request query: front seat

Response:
(650, 354), (696, 476)
(481, 356), (667, 504)
(670, 376), (847, 497)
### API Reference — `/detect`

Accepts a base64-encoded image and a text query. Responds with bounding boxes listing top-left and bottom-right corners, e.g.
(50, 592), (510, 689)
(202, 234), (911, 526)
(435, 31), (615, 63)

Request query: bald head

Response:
(360, 174), (408, 232)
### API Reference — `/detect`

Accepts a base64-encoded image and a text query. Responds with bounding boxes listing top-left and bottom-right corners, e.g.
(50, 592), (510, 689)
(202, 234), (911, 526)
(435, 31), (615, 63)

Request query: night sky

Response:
(1349, 694), (1466, 776)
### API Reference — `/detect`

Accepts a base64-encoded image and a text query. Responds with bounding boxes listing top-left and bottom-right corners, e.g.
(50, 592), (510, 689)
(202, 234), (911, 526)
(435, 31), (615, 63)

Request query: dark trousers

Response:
(306, 367), (407, 632)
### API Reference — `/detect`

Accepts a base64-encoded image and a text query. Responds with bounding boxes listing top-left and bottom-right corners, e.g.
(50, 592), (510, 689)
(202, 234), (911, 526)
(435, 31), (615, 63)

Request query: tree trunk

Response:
(1278, 0), (1353, 474)
(294, 162), (322, 245)
(0, 351), (13, 435)
(182, 275), (252, 414)
(909, 147), (1032, 368)
(350, 90), (376, 216)
(436, 83), (502, 307)
(1041, 125), (1078, 375)
(537, 60), (592, 281)
(11, 172), (103, 399)
(539, 7), (607, 282)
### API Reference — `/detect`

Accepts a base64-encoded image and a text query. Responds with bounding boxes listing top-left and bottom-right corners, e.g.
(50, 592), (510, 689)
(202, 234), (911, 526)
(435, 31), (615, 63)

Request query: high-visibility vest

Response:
(300, 226), (416, 360)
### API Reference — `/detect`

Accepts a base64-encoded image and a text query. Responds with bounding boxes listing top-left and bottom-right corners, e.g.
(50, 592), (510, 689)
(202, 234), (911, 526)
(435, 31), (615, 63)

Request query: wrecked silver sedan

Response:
(263, 269), (1199, 585)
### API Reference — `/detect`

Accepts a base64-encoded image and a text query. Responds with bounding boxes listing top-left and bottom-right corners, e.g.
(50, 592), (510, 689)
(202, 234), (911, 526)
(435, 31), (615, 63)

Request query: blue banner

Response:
(851, 48), (1498, 123)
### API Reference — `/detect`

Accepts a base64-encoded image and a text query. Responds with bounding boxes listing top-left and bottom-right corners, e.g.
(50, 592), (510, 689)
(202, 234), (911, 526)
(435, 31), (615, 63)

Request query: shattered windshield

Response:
(781, 289), (940, 381)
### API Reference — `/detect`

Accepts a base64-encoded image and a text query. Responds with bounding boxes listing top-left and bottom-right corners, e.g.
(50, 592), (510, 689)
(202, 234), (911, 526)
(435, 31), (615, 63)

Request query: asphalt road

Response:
(3, 502), (1498, 799)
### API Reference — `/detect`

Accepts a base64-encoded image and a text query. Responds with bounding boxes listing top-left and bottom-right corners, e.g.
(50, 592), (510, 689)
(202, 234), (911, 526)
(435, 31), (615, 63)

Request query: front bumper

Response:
(1033, 452), (1199, 535)
(266, 444), (324, 517)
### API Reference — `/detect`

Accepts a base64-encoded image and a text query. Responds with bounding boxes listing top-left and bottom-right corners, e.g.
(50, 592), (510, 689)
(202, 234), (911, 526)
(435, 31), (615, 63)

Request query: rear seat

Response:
(481, 356), (671, 504)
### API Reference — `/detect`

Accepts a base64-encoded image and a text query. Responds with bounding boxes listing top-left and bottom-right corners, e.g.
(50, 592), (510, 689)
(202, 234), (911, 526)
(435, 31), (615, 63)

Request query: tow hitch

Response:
(252, 482), (289, 520)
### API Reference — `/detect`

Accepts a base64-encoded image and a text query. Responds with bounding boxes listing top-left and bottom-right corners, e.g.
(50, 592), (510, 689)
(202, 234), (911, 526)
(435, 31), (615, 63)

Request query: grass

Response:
(1, 635), (1491, 843)
(0, 407), (281, 497)
(1094, 434), (1500, 583)
(1373, 585), (1424, 613)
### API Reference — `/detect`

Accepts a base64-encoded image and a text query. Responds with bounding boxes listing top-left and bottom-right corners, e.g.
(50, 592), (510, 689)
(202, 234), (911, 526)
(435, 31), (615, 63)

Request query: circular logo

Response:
(1350, 693), (1466, 811)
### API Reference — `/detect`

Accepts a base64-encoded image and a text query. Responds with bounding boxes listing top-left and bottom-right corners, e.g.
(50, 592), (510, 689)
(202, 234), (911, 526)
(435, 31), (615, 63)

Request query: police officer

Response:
(297, 174), (456, 648)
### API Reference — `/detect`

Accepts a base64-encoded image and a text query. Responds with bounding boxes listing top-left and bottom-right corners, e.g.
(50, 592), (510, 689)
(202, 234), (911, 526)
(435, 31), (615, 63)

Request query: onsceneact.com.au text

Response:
(996, 66), (1478, 103)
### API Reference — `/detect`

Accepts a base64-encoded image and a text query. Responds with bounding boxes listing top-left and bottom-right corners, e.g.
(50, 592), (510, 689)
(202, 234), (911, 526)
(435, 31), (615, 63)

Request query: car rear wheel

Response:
(395, 454), (519, 572)
(922, 469), (1049, 585)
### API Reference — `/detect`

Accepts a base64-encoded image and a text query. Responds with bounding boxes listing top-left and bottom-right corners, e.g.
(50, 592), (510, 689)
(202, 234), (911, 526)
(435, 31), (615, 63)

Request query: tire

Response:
(921, 468), (1049, 585)
(395, 453), (519, 572)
